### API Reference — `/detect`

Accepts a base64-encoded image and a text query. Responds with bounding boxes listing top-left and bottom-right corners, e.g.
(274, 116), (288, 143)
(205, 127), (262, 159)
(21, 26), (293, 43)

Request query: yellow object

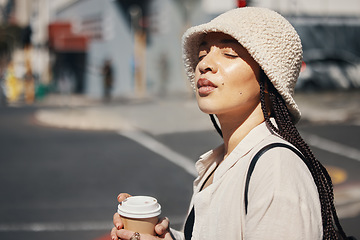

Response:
(5, 64), (23, 103)
(325, 165), (347, 185)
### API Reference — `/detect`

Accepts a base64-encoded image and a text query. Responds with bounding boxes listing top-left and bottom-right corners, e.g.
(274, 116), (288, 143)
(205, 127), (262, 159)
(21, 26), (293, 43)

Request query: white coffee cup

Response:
(118, 196), (161, 235)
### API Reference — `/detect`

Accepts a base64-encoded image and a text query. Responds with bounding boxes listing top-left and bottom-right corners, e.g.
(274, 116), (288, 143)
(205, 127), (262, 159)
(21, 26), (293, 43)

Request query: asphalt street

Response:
(0, 107), (194, 240)
(0, 92), (359, 239)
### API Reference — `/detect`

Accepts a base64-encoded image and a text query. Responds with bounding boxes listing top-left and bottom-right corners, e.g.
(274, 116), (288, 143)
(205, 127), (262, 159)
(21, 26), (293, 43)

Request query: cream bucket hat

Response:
(182, 7), (303, 123)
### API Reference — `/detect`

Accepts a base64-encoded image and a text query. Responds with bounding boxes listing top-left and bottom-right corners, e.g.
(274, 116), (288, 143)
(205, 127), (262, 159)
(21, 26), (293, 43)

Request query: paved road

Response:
(0, 107), (193, 240)
(0, 106), (359, 239)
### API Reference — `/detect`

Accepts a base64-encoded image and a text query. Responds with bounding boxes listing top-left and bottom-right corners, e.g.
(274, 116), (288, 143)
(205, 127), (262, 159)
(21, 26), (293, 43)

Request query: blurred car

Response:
(296, 49), (360, 91)
(290, 17), (360, 91)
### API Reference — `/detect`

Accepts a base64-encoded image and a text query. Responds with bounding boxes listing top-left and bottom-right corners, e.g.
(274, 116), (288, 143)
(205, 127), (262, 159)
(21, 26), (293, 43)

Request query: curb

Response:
(35, 108), (135, 131)
(33, 91), (360, 133)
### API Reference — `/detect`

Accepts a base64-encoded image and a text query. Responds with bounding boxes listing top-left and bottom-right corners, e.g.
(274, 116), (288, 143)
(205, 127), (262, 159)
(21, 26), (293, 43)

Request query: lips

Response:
(197, 78), (217, 96)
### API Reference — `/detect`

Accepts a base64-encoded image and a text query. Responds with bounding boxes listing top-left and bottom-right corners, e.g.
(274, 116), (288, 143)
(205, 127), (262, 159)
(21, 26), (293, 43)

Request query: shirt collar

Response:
(195, 144), (224, 177)
(195, 119), (277, 179)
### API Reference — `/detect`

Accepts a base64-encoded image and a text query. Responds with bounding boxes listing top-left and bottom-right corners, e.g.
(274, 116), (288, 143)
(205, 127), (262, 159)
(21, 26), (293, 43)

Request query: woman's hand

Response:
(112, 193), (132, 230)
(111, 217), (173, 240)
(110, 193), (174, 240)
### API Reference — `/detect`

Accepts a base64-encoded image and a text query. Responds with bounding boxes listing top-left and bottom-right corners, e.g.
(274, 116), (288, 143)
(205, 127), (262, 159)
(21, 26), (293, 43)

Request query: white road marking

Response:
(0, 216), (186, 232)
(118, 130), (197, 177)
(301, 131), (360, 162)
(0, 216), (185, 232)
(0, 221), (112, 232)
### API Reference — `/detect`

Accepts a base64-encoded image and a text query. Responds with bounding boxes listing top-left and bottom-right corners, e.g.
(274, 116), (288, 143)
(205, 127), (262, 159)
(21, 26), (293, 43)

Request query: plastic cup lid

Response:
(117, 196), (161, 219)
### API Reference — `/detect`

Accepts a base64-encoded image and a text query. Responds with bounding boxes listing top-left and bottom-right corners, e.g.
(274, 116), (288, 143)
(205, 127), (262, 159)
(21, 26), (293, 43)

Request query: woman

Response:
(111, 7), (347, 240)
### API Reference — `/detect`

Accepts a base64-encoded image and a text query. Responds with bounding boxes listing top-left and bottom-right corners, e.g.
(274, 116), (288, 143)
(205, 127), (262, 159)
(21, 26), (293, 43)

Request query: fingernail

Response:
(116, 224), (121, 230)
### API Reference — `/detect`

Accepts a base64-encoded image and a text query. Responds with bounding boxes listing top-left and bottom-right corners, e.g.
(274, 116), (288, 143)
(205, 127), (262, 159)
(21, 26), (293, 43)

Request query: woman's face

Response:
(194, 32), (261, 117)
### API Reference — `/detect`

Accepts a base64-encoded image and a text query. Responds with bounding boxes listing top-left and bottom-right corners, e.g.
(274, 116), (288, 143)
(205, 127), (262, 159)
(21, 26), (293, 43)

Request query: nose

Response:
(197, 51), (218, 74)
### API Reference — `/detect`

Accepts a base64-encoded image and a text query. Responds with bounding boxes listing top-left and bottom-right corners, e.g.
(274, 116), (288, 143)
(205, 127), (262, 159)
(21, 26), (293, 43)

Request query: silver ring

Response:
(130, 232), (140, 240)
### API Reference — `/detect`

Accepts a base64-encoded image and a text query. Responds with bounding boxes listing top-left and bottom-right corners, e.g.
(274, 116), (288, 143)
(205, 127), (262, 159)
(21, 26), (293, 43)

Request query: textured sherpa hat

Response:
(182, 7), (303, 123)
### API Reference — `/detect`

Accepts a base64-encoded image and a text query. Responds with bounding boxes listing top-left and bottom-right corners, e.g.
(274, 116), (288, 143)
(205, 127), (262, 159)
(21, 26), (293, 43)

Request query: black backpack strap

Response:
(244, 143), (306, 214)
(184, 207), (195, 240)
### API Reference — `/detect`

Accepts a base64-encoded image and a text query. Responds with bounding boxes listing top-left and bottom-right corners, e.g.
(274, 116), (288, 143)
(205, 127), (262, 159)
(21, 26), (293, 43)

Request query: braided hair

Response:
(209, 71), (347, 240)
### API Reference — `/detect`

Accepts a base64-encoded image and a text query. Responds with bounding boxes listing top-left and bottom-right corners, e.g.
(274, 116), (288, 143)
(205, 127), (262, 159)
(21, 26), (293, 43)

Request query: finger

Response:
(117, 193), (132, 202)
(155, 217), (170, 236)
(113, 212), (123, 230)
(118, 230), (160, 240)
(110, 227), (119, 240)
(117, 229), (137, 240)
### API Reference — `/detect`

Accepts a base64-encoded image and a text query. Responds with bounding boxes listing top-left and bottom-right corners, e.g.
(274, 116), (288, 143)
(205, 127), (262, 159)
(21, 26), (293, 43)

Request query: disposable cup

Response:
(118, 196), (161, 235)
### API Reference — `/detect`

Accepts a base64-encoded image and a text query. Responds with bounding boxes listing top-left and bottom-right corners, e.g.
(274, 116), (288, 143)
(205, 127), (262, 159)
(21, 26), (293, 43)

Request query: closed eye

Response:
(198, 54), (206, 61)
(224, 53), (238, 58)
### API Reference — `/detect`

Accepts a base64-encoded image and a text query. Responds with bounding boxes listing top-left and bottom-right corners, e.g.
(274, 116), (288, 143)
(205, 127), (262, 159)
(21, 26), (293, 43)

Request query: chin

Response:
(196, 95), (222, 114)
(197, 103), (218, 115)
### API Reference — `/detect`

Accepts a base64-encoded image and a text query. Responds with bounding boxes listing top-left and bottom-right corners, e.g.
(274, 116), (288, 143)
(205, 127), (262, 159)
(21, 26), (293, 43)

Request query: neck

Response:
(217, 103), (265, 159)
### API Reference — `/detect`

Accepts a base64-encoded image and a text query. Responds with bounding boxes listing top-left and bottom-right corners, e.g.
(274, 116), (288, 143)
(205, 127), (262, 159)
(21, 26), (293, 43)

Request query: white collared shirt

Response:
(172, 121), (322, 240)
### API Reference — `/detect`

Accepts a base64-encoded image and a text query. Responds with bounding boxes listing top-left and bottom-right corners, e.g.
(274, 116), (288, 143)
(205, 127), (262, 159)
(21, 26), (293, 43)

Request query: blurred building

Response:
(3, 0), (360, 102)
(45, 0), (207, 99)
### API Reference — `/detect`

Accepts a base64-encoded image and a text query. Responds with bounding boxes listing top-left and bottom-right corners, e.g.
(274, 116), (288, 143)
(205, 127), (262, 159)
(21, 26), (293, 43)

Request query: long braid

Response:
(259, 74), (347, 240)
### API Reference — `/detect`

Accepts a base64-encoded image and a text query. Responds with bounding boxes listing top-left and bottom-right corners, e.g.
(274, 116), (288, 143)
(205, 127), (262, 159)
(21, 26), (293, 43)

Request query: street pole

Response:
(129, 5), (146, 98)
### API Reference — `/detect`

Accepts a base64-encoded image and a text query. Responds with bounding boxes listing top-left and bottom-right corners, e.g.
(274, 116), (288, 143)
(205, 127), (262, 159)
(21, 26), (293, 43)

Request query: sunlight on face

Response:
(194, 32), (261, 118)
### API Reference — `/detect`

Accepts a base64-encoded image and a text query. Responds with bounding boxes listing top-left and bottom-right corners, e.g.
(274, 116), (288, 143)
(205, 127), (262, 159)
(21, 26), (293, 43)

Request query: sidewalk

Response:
(34, 91), (360, 135)
(34, 94), (213, 135)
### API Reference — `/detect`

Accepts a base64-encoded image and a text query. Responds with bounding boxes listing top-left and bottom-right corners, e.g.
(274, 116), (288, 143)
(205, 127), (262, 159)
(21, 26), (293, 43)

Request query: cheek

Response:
(223, 65), (260, 98)
(224, 64), (255, 87)
(194, 67), (201, 84)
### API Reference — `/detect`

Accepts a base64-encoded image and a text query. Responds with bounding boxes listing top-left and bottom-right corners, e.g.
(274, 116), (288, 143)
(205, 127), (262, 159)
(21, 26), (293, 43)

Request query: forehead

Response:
(199, 32), (240, 48)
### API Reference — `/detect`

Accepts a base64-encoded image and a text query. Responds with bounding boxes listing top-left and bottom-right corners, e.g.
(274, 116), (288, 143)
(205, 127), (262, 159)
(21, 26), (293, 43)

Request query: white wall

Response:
(146, 0), (191, 96)
(55, 0), (134, 99)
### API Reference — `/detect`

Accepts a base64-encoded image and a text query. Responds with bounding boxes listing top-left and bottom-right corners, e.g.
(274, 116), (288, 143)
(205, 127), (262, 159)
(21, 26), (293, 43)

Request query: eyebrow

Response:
(199, 41), (208, 47)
